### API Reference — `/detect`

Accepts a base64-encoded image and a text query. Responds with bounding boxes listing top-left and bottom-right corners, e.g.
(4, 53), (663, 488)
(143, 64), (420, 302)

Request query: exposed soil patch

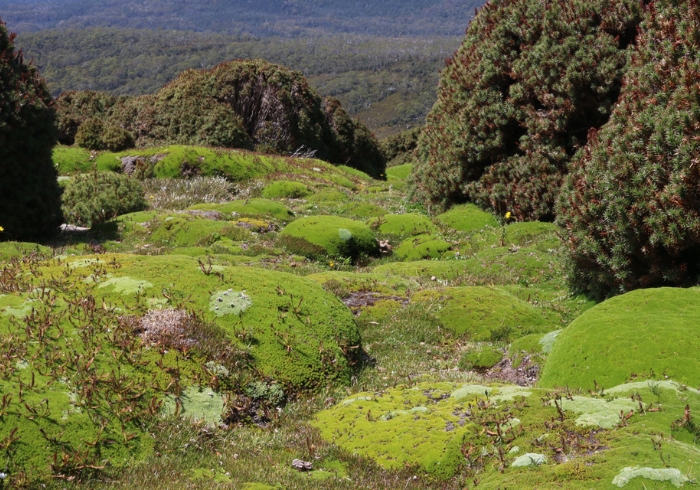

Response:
(482, 354), (540, 387)
(342, 291), (408, 314)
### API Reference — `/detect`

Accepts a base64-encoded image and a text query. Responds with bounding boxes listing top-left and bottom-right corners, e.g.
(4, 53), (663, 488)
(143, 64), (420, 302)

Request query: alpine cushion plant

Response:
(557, 0), (700, 299)
(411, 0), (643, 220)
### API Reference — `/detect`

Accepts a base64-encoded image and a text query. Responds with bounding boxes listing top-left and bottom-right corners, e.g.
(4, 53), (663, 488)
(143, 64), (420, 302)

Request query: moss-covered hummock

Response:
(188, 199), (294, 221)
(261, 180), (312, 199)
(436, 203), (498, 232)
(394, 234), (451, 261)
(385, 164), (413, 181)
(412, 286), (555, 341)
(280, 216), (378, 260)
(367, 213), (436, 239)
(540, 287), (700, 390)
(0, 241), (52, 261)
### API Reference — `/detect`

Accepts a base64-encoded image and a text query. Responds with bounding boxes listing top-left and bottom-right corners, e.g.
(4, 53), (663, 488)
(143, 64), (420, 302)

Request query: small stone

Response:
(292, 459), (313, 471)
(217, 297), (223, 302)
(431, 276), (437, 281)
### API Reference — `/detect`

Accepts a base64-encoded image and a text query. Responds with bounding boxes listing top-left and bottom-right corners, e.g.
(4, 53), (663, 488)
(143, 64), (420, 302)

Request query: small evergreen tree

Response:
(412, 0), (643, 219)
(557, 0), (700, 298)
(0, 19), (63, 242)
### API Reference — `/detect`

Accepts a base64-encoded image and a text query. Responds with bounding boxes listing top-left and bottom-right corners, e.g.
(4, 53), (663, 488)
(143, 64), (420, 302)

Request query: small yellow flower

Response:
(0, 226), (4, 232)
(505, 212), (512, 220)
(329, 261), (335, 267)
(149, 195), (154, 199)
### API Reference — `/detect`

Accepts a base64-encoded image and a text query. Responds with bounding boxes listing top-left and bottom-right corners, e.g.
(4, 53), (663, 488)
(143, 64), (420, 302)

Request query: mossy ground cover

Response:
(10, 142), (700, 488)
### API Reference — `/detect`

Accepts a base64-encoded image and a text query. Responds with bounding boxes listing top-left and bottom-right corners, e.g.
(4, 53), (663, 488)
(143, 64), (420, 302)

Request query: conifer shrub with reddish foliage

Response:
(0, 19), (63, 241)
(557, 0), (700, 299)
(54, 90), (126, 144)
(412, 0), (643, 219)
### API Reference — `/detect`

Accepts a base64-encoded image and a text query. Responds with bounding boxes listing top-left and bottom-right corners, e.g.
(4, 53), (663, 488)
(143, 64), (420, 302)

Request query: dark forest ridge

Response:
(0, 0), (485, 36)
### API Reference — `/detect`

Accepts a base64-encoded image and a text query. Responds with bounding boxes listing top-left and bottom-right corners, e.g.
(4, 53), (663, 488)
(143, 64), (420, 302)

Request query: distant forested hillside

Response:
(0, 0), (483, 37)
(17, 28), (460, 137)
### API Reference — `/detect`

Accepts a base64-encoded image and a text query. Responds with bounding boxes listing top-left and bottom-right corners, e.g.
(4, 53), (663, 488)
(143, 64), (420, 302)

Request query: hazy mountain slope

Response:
(16, 29), (460, 137)
(0, 0), (485, 36)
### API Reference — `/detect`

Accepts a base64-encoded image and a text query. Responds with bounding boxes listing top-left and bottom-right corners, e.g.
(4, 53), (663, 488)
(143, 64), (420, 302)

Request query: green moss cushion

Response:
(367, 213), (436, 239)
(262, 180), (312, 199)
(436, 203), (498, 232)
(339, 202), (387, 218)
(412, 286), (554, 340)
(540, 287), (700, 389)
(385, 164), (413, 181)
(306, 190), (348, 203)
(188, 198), (294, 220)
(395, 234), (451, 261)
(280, 216), (378, 260)
(0, 241), (52, 262)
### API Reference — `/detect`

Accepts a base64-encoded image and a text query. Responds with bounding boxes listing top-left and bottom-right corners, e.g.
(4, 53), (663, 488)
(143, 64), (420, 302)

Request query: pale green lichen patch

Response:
(554, 396), (638, 429)
(98, 276), (154, 295)
(68, 258), (105, 268)
(451, 384), (532, 402)
(163, 386), (225, 426)
(612, 467), (691, 488)
(539, 329), (561, 354)
(209, 289), (252, 316)
(511, 453), (547, 467)
(605, 379), (700, 396)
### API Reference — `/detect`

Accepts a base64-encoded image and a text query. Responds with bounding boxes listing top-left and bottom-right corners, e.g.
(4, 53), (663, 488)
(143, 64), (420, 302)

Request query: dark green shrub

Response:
(0, 19), (63, 242)
(75, 117), (136, 152)
(324, 97), (386, 179)
(412, 0), (643, 219)
(380, 127), (421, 168)
(557, 1), (700, 299)
(101, 124), (135, 152)
(61, 172), (147, 227)
(74, 118), (105, 150)
(54, 90), (124, 145)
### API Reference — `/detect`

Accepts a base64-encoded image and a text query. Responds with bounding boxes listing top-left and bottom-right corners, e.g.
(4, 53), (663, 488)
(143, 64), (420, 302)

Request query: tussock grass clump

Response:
(142, 176), (235, 210)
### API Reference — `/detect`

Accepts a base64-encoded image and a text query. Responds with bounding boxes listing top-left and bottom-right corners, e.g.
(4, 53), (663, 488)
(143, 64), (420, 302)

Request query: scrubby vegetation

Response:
(5, 0), (700, 488)
(54, 59), (387, 178)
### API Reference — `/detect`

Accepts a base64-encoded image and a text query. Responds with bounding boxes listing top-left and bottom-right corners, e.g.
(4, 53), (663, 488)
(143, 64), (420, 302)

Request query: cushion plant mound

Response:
(540, 288), (700, 390)
(385, 164), (413, 181)
(367, 213), (436, 239)
(280, 216), (378, 260)
(188, 199), (294, 221)
(306, 271), (418, 297)
(306, 189), (348, 203)
(412, 287), (554, 341)
(436, 204), (498, 232)
(395, 234), (451, 261)
(314, 381), (700, 484)
(0, 241), (52, 262)
(261, 180), (312, 199)
(375, 246), (562, 287)
(131, 214), (253, 248)
(339, 202), (387, 219)
(52, 145), (94, 174)
(504, 222), (561, 249)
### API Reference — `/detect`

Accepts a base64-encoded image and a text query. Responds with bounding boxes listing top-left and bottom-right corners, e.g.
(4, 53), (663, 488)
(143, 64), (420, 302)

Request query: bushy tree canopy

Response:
(0, 19), (62, 241)
(557, 0), (700, 298)
(412, 0), (643, 219)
